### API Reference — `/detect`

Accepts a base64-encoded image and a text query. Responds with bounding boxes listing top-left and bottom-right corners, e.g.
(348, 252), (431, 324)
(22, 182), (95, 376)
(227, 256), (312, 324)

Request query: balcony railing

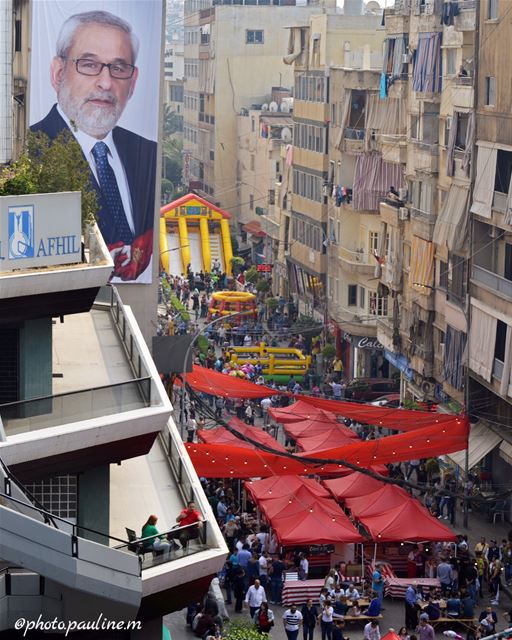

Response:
(472, 264), (512, 300)
(0, 378), (152, 436)
(338, 246), (371, 264)
(344, 128), (365, 140)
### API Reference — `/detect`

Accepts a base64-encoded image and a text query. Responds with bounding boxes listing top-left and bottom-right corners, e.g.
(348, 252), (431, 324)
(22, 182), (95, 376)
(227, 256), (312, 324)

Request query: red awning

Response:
(284, 417), (357, 441)
(270, 507), (364, 546)
(359, 500), (457, 542)
(295, 395), (459, 432)
(198, 417), (287, 452)
(243, 220), (267, 237)
(345, 484), (411, 518)
(323, 472), (385, 500)
(269, 400), (336, 424)
(245, 475), (331, 502)
(257, 485), (338, 519)
(182, 365), (280, 399)
(296, 428), (358, 453)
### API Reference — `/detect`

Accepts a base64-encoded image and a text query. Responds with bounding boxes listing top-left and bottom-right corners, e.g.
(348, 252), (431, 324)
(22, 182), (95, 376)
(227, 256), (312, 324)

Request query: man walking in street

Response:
(405, 583), (419, 630)
(245, 578), (267, 619)
(283, 603), (303, 640)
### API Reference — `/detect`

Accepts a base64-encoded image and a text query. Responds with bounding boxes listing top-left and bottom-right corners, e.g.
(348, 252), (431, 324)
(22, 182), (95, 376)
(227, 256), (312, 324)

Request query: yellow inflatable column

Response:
(159, 217), (169, 274)
(178, 216), (190, 275)
(199, 216), (211, 273)
(220, 218), (233, 275)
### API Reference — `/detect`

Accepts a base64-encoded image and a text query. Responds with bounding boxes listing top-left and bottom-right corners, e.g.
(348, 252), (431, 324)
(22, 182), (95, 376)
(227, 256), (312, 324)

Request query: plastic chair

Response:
(490, 500), (507, 523)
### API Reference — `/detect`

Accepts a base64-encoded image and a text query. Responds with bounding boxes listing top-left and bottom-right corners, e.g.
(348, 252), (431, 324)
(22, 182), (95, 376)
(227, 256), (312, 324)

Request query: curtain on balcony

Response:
(409, 236), (434, 292)
(470, 143), (497, 219)
(365, 95), (406, 151)
(443, 325), (467, 391)
(335, 90), (352, 150)
(469, 304), (497, 382)
(412, 32), (442, 93)
(352, 153), (405, 211)
(462, 112), (475, 177)
(446, 112), (458, 177)
(382, 228), (403, 288)
(433, 184), (469, 251)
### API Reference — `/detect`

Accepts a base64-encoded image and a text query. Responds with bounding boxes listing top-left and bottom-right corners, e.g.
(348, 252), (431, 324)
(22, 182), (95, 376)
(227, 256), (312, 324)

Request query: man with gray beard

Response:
(31, 10), (156, 283)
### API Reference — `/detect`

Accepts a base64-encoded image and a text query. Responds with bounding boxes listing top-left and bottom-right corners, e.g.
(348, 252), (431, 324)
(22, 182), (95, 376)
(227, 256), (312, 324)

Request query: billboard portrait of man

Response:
(29, 1), (163, 283)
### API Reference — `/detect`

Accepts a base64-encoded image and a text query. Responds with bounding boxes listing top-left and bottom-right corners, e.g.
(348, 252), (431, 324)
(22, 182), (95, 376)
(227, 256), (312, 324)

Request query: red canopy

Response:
(323, 472), (385, 499)
(198, 418), (287, 452)
(182, 365), (280, 399)
(345, 485), (411, 518)
(359, 500), (457, 542)
(257, 485), (340, 520)
(245, 475), (331, 502)
(295, 395), (459, 432)
(270, 505), (364, 545)
(284, 418), (357, 440)
(296, 428), (358, 453)
(185, 415), (469, 478)
(269, 401), (336, 424)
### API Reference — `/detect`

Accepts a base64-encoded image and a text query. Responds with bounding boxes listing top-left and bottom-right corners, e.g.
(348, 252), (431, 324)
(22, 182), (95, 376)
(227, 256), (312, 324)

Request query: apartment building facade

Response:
(182, 0), (330, 209)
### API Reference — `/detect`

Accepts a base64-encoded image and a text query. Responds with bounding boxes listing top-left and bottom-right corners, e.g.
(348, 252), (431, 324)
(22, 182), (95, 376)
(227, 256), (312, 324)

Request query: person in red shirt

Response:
(175, 501), (203, 548)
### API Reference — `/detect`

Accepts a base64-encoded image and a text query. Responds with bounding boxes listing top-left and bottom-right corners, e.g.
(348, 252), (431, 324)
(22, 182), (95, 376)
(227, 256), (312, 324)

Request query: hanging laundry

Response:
(336, 185), (343, 207)
(380, 73), (388, 99)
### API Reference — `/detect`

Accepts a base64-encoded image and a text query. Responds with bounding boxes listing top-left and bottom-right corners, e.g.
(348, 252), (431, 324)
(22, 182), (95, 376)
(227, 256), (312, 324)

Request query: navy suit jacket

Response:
(30, 104), (156, 247)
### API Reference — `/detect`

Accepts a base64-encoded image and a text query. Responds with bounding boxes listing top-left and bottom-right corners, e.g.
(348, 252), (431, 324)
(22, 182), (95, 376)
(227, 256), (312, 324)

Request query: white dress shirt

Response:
(245, 585), (267, 608)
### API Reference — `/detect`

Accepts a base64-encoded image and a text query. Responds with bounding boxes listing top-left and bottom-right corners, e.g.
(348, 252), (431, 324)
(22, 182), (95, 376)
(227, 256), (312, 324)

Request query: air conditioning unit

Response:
(402, 53), (409, 64)
(421, 380), (435, 396)
(399, 187), (408, 201)
(446, 116), (452, 131)
(398, 207), (409, 221)
(489, 226), (499, 238)
(439, 342), (445, 359)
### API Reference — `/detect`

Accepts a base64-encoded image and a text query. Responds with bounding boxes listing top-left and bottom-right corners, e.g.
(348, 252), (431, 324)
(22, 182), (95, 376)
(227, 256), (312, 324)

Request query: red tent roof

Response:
(160, 192), (232, 218)
(270, 507), (364, 545)
(285, 418), (357, 440)
(198, 418), (287, 452)
(269, 401), (336, 424)
(345, 484), (411, 518)
(359, 500), (457, 542)
(296, 428), (358, 453)
(323, 472), (385, 499)
(245, 475), (331, 502)
(295, 395), (457, 432)
(258, 485), (340, 520)
(182, 365), (280, 399)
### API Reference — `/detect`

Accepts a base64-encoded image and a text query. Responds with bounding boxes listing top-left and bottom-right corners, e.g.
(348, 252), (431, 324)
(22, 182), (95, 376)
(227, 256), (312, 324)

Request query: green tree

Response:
(0, 130), (98, 229)
(161, 137), (183, 203)
(163, 104), (181, 138)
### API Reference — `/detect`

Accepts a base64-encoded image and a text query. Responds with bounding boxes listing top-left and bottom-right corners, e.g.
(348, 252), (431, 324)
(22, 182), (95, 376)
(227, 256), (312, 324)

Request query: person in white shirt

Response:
(245, 579), (267, 618)
(259, 551), (270, 588)
(345, 584), (360, 601)
(283, 604), (303, 640)
(260, 397), (272, 426)
(299, 553), (309, 581)
(186, 415), (197, 443)
(318, 599), (334, 639)
(364, 620), (381, 640)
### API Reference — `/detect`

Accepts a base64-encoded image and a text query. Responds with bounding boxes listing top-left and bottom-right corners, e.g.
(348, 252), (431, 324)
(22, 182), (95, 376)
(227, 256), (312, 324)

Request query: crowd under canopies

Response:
(184, 369), (464, 544)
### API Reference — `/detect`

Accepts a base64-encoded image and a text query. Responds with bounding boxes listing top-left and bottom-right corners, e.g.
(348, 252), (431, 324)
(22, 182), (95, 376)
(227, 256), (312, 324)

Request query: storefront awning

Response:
(447, 422), (501, 470)
(499, 440), (512, 466)
(243, 220), (267, 237)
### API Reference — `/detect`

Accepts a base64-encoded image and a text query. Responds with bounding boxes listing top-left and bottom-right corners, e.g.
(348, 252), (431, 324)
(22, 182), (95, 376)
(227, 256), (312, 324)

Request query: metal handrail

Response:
(0, 377), (151, 410)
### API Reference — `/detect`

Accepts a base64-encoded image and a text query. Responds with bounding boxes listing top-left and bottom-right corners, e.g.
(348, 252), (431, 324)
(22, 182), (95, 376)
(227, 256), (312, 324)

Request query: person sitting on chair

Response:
(175, 500), (203, 548)
(141, 514), (171, 555)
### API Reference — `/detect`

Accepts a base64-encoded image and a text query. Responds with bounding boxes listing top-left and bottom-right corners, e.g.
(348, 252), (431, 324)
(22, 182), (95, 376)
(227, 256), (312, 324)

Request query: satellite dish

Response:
(281, 127), (292, 142)
(261, 103), (269, 111)
(269, 101), (278, 112)
(280, 101), (290, 113)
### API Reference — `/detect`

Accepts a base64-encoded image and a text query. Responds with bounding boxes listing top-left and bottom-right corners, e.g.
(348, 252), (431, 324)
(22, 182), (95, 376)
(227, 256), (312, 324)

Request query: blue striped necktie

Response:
(92, 141), (134, 244)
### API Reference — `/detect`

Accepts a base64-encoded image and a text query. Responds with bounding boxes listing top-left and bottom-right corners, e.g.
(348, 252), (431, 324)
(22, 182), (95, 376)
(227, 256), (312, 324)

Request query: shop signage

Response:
(309, 544), (335, 554)
(257, 263), (272, 272)
(343, 332), (384, 350)
(0, 192), (81, 272)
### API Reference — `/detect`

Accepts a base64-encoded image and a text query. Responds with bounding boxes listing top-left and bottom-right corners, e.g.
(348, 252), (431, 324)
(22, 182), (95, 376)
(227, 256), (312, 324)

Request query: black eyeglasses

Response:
(64, 57), (135, 79)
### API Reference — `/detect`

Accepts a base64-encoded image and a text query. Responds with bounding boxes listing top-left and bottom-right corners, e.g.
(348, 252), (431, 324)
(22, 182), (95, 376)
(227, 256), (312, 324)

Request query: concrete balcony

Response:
(0, 286), (171, 475)
(376, 316), (394, 353)
(384, 11), (409, 35)
(409, 141), (439, 174)
(472, 264), (512, 302)
(344, 129), (365, 153)
(451, 77), (474, 110)
(410, 207), (436, 242)
(379, 200), (402, 227)
(336, 246), (375, 276)
(380, 133), (407, 164)
(454, 2), (476, 31)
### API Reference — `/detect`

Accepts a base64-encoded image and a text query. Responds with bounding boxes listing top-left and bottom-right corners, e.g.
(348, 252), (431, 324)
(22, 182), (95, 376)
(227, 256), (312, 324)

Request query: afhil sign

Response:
(0, 192), (82, 271)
